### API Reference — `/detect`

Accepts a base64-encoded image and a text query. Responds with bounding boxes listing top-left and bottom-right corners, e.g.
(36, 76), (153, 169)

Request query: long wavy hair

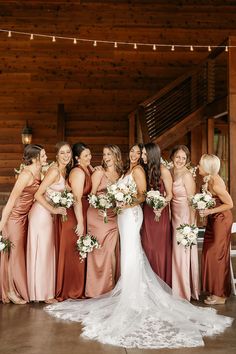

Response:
(144, 142), (161, 190)
(170, 144), (190, 164)
(55, 141), (72, 179)
(102, 144), (123, 176)
(123, 143), (144, 174)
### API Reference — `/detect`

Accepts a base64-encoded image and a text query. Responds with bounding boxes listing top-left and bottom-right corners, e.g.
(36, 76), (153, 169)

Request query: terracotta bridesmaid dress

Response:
(1, 176), (40, 303)
(141, 179), (172, 287)
(56, 165), (92, 301)
(171, 175), (199, 301)
(27, 173), (65, 301)
(85, 174), (120, 298)
(202, 197), (233, 298)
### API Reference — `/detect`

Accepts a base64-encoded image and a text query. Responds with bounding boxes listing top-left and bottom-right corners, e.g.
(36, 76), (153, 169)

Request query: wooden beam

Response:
(207, 118), (214, 154)
(137, 106), (151, 144)
(57, 103), (65, 141)
(128, 111), (135, 148)
(228, 36), (236, 219)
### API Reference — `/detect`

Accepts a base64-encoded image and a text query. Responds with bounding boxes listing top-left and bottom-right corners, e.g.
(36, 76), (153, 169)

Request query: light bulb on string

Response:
(30, 34), (34, 40)
(73, 38), (77, 44)
(208, 46), (212, 52)
(153, 44), (157, 51)
(225, 46), (228, 52)
(52, 36), (56, 42)
(114, 42), (118, 48)
(134, 43), (137, 49)
(190, 45), (194, 51)
(171, 45), (175, 51)
(93, 40), (97, 47)
(8, 31), (12, 37)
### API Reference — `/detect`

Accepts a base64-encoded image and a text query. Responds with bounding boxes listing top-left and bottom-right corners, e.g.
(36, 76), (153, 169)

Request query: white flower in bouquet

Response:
(146, 190), (168, 221)
(107, 179), (137, 214)
(47, 189), (74, 222)
(189, 192), (215, 222)
(76, 234), (100, 262)
(88, 193), (113, 223)
(176, 224), (198, 249)
(0, 234), (14, 253)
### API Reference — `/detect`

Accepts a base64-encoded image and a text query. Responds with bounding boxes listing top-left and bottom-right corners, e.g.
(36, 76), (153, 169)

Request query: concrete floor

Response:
(0, 297), (235, 354)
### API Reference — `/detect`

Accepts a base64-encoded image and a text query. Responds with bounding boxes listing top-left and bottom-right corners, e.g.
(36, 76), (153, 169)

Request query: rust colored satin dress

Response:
(201, 197), (233, 298)
(1, 178), (40, 303)
(85, 174), (120, 298)
(56, 165), (92, 301)
(141, 180), (172, 287)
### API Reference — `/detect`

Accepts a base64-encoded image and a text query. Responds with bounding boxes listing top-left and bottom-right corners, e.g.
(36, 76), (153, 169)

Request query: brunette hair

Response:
(124, 143), (144, 174)
(55, 141), (72, 178)
(102, 144), (123, 176)
(170, 144), (190, 164)
(144, 142), (161, 190)
(23, 144), (44, 165)
(72, 142), (90, 167)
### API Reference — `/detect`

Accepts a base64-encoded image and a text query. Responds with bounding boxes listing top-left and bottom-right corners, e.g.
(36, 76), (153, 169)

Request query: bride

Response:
(46, 144), (233, 349)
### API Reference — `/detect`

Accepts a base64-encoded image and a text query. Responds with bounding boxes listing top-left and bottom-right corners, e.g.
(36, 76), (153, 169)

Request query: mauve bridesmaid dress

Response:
(56, 165), (92, 301)
(141, 179), (172, 287)
(202, 197), (232, 298)
(171, 175), (199, 301)
(1, 177), (40, 303)
(27, 173), (65, 301)
(85, 174), (120, 298)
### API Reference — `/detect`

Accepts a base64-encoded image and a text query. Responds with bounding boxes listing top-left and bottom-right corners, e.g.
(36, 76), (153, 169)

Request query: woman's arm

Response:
(132, 166), (147, 204)
(69, 168), (86, 237)
(0, 170), (32, 232)
(90, 170), (104, 195)
(34, 168), (66, 215)
(160, 165), (173, 202)
(201, 178), (233, 216)
(183, 171), (196, 224)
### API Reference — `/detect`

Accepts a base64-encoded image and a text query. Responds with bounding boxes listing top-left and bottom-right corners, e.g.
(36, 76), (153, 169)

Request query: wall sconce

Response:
(21, 121), (33, 145)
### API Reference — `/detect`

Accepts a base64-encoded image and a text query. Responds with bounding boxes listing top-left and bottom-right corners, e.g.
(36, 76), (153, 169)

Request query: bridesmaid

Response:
(0, 144), (46, 304)
(85, 145), (123, 297)
(141, 143), (173, 287)
(199, 154), (233, 305)
(56, 142), (92, 301)
(170, 145), (199, 301)
(27, 141), (71, 303)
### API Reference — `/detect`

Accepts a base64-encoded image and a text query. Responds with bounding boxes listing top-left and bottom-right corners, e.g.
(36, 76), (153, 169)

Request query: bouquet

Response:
(145, 190), (168, 221)
(47, 189), (74, 222)
(176, 224), (198, 249)
(107, 179), (137, 214)
(76, 234), (100, 262)
(0, 234), (14, 253)
(189, 192), (216, 221)
(88, 193), (113, 223)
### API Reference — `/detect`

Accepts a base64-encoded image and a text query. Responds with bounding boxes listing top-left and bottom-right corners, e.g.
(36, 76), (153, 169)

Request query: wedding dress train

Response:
(46, 174), (233, 349)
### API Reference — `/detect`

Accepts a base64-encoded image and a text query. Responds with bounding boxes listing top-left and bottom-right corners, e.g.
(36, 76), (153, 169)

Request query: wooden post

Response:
(137, 106), (151, 143)
(57, 104), (65, 141)
(207, 118), (214, 154)
(128, 111), (135, 148)
(228, 37), (236, 219)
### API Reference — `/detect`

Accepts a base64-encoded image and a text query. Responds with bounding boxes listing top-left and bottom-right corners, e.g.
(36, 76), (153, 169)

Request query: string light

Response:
(0, 28), (234, 52)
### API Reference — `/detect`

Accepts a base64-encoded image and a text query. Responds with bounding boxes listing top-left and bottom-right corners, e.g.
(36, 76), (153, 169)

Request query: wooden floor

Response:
(0, 297), (235, 354)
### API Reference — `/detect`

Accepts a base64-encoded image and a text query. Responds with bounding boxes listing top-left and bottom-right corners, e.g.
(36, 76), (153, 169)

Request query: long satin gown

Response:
(171, 175), (199, 301)
(27, 174), (65, 301)
(46, 173), (233, 349)
(141, 179), (172, 287)
(56, 165), (92, 301)
(86, 174), (120, 298)
(1, 177), (40, 303)
(202, 197), (233, 298)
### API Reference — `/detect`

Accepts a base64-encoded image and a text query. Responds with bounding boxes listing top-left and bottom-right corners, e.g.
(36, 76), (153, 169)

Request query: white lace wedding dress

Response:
(46, 174), (233, 349)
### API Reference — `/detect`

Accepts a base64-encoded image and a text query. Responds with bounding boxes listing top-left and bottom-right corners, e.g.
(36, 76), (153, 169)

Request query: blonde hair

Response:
(200, 154), (220, 175)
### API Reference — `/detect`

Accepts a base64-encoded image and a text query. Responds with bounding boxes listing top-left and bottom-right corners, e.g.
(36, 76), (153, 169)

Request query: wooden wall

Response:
(1, 0), (236, 192)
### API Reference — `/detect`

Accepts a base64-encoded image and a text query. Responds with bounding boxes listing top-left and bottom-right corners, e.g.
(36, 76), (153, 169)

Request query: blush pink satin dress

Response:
(1, 177), (40, 303)
(27, 174), (65, 301)
(85, 174), (120, 298)
(171, 175), (199, 301)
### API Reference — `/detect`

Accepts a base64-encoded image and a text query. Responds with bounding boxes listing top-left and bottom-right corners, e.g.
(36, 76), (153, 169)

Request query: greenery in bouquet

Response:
(76, 234), (100, 262)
